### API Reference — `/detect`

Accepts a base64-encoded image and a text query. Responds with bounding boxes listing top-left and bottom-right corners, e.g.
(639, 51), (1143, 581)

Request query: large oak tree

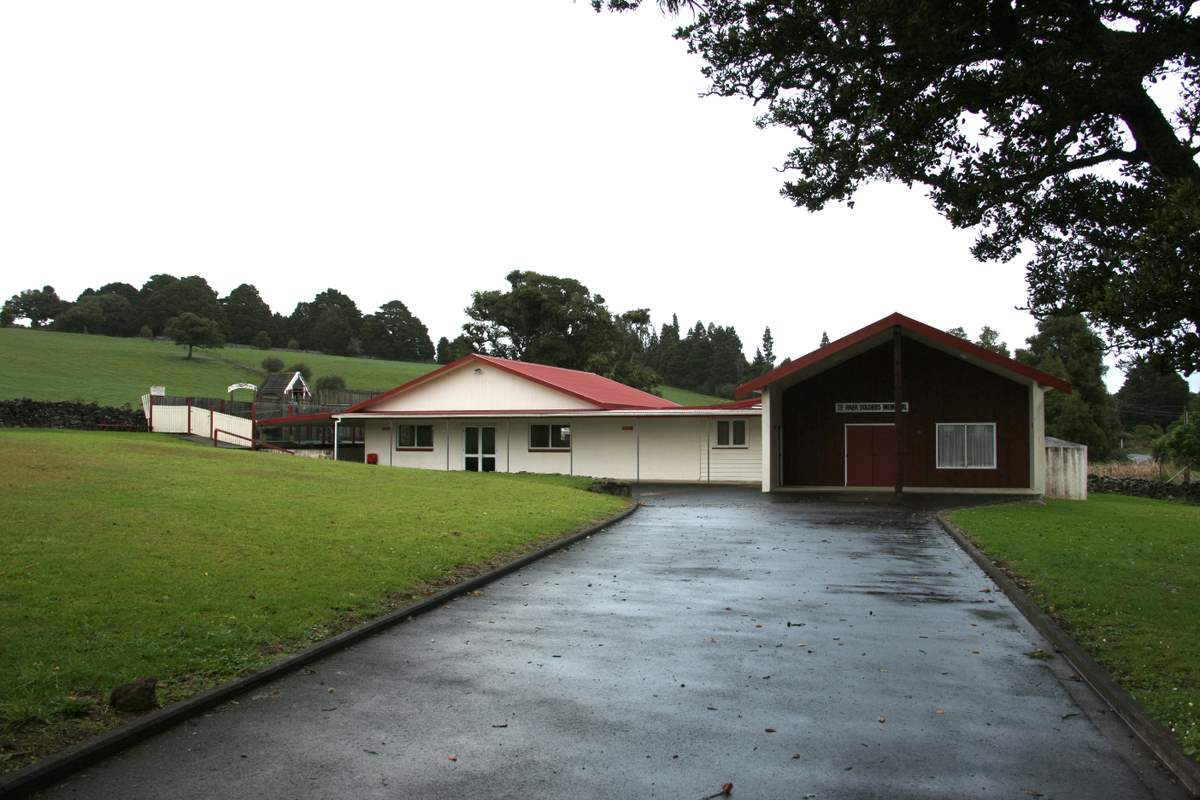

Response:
(600, 0), (1200, 371)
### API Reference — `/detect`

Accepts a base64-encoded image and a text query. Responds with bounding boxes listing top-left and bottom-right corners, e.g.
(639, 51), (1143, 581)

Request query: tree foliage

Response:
(1154, 396), (1200, 464)
(1016, 314), (1120, 458)
(600, 0), (1200, 371)
(949, 324), (1010, 357)
(163, 313), (225, 360)
(289, 289), (362, 355)
(465, 271), (617, 370)
(140, 275), (225, 335)
(222, 284), (274, 345)
(360, 300), (435, 361)
(2, 286), (67, 328)
(1116, 360), (1191, 429)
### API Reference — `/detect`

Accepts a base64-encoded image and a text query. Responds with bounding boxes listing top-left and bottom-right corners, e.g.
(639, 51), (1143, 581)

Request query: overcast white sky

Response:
(1, 1), (1193, 392)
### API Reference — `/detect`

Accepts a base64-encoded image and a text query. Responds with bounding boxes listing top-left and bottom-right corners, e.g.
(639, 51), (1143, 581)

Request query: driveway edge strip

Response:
(937, 511), (1200, 797)
(0, 501), (641, 799)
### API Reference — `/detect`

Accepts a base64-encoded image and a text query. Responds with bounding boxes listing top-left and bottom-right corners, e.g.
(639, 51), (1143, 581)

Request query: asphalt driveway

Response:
(43, 487), (1186, 799)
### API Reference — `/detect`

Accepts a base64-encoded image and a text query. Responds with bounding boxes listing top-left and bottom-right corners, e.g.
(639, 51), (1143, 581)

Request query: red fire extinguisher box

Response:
(366, 453), (378, 465)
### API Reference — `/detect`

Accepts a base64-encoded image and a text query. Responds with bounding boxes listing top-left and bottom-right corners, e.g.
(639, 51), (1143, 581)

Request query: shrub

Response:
(316, 375), (346, 392)
(253, 330), (272, 350)
(287, 362), (313, 381)
(139, 325), (154, 340)
(261, 356), (284, 373)
(286, 338), (300, 350)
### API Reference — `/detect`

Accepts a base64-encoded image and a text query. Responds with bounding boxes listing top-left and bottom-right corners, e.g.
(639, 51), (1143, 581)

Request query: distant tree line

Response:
(0, 277), (435, 362)
(0, 271), (772, 398)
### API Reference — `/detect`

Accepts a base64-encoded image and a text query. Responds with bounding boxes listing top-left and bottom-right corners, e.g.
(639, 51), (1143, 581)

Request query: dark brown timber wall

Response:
(780, 338), (1031, 488)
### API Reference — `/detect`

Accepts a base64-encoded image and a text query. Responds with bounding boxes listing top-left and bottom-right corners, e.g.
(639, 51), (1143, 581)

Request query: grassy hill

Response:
(0, 328), (726, 407)
(0, 328), (440, 407)
(655, 385), (725, 406)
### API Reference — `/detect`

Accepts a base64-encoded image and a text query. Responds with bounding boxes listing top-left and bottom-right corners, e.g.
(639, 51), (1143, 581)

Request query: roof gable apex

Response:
(344, 353), (679, 414)
(735, 313), (1072, 397)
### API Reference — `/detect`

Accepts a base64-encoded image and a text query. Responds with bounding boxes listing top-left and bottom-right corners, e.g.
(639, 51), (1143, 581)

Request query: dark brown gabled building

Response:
(736, 313), (1072, 495)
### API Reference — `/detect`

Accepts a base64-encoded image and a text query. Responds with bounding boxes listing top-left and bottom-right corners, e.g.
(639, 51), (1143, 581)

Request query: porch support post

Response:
(893, 326), (904, 494)
(333, 419), (340, 461)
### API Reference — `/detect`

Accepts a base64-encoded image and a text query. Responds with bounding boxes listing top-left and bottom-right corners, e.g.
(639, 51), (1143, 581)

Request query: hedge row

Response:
(1088, 474), (1200, 504)
(0, 399), (147, 431)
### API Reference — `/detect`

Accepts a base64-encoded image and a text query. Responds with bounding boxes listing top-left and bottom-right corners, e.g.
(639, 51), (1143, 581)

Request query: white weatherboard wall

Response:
(705, 417), (762, 483)
(369, 362), (598, 413)
(363, 419), (450, 470)
(360, 414), (762, 483)
(638, 418), (705, 482)
(572, 418), (638, 480)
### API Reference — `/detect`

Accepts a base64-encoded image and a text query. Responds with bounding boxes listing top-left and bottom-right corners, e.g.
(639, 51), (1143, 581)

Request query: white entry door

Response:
(464, 426), (496, 472)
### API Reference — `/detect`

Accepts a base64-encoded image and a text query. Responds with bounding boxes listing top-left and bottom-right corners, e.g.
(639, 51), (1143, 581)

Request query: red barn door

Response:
(845, 425), (896, 486)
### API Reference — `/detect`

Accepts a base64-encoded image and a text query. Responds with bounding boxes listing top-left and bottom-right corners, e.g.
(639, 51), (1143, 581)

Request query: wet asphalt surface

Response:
(42, 487), (1186, 800)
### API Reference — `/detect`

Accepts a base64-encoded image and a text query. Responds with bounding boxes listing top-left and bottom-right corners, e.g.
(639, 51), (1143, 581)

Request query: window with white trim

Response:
(715, 419), (747, 448)
(936, 423), (996, 469)
(396, 423), (434, 450)
(529, 424), (571, 450)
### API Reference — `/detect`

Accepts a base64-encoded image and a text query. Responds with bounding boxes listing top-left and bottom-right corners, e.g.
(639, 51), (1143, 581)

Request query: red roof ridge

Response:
(735, 312), (1072, 398)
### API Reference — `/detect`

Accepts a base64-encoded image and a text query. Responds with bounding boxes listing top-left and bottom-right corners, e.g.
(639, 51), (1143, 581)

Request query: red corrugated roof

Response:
(735, 312), (1072, 398)
(343, 353), (680, 414)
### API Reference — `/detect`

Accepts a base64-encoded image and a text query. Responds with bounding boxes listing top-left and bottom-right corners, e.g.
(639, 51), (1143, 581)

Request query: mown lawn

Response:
(0, 429), (627, 771)
(948, 495), (1200, 757)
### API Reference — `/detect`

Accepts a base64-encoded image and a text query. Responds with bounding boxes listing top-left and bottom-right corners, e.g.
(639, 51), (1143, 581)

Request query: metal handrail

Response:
(213, 428), (296, 455)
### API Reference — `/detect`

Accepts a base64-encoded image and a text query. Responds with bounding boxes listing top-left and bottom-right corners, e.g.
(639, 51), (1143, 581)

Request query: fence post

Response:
(149, 394), (155, 432)
(210, 406), (214, 441)
(187, 398), (192, 435)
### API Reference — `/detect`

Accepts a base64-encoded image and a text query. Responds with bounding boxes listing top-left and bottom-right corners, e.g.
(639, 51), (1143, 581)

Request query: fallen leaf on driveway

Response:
(448, 755), (458, 762)
(765, 727), (777, 733)
(878, 716), (887, 724)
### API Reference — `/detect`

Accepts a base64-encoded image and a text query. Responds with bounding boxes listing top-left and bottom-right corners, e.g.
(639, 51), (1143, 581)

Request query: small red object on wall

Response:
(366, 453), (379, 465)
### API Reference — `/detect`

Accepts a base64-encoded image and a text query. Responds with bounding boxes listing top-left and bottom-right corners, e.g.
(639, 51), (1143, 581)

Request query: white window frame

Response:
(529, 423), (571, 451)
(935, 422), (997, 470)
(714, 419), (748, 449)
(395, 423), (434, 451)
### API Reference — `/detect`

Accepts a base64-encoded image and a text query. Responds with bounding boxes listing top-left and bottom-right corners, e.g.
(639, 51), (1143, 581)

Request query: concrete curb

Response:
(937, 511), (1200, 798)
(0, 501), (641, 799)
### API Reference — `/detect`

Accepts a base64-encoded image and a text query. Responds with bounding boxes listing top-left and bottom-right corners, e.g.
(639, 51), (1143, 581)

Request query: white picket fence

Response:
(142, 396), (255, 447)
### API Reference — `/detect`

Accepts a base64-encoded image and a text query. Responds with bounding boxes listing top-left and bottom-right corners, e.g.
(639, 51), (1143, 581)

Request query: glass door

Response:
(464, 426), (496, 472)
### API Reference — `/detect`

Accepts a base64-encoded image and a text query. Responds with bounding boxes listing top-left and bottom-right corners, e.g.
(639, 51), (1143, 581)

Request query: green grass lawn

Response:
(0, 328), (716, 408)
(948, 495), (1200, 757)
(0, 429), (627, 770)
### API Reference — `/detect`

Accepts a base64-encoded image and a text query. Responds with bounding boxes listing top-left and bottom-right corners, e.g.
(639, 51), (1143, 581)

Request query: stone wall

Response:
(0, 399), (147, 431)
(1087, 474), (1200, 504)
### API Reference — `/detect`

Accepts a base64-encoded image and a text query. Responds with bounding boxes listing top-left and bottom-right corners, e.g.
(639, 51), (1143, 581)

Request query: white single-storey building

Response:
(268, 313), (1071, 494)
(332, 353), (763, 484)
